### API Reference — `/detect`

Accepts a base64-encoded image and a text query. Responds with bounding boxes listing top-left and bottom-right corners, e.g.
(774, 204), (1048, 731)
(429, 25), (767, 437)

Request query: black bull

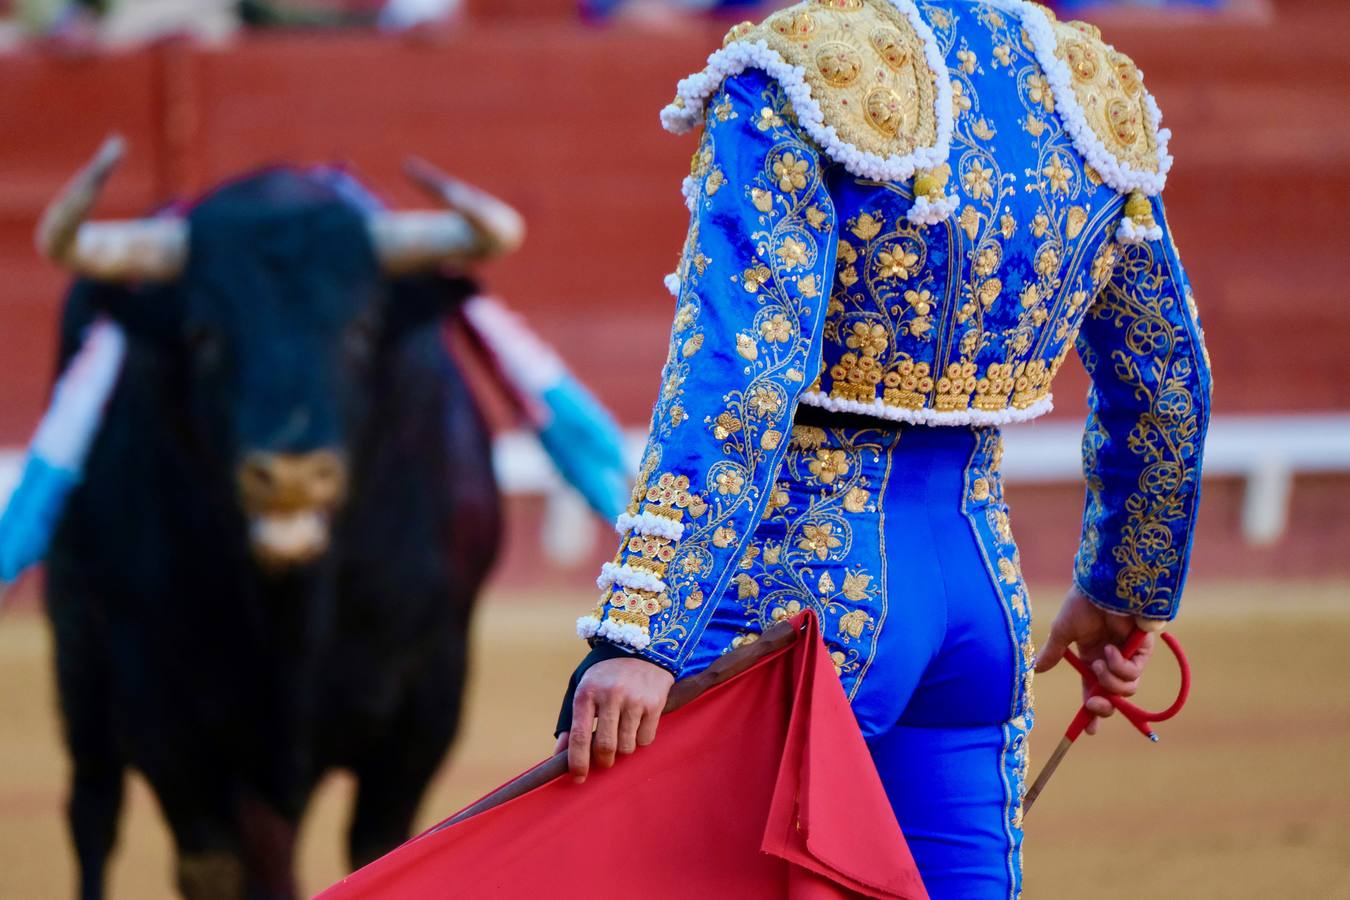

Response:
(44, 170), (501, 899)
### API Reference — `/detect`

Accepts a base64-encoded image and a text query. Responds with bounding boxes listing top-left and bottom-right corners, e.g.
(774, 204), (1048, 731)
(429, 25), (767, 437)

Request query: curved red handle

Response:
(1061, 629), (1190, 741)
(1143, 632), (1191, 722)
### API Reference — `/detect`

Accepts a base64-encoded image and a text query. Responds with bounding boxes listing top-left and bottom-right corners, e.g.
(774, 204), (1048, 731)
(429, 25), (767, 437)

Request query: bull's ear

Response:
(380, 272), (480, 342)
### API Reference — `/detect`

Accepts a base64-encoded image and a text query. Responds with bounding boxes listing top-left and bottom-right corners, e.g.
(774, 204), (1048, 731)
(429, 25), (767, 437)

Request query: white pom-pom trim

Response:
(597, 562), (667, 594)
(681, 174), (699, 212)
(990, 0), (1172, 197)
(663, 273), (681, 298)
(660, 1), (954, 188)
(907, 192), (962, 226)
(798, 390), (1054, 426)
(577, 615), (601, 640)
(596, 619), (652, 651)
(1115, 217), (1163, 245)
(577, 613), (654, 651)
(616, 511), (686, 541)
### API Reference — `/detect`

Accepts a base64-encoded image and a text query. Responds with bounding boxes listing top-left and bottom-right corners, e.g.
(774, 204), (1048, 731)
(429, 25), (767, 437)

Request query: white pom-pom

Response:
(616, 511), (686, 541)
(1116, 217), (1163, 245)
(597, 562), (667, 594)
(596, 619), (652, 651)
(576, 615), (601, 639)
(798, 390), (1054, 426)
(907, 193), (962, 226)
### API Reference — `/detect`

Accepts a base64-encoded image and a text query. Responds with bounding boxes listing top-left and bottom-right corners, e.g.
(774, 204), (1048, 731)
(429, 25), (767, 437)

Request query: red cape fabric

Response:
(319, 613), (927, 899)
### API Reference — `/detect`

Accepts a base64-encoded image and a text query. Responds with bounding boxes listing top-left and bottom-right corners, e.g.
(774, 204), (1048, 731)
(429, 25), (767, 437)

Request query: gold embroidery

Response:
(864, 86), (909, 138)
(816, 42), (863, 87)
(728, 426), (892, 692)
(1049, 18), (1162, 174)
(1079, 239), (1208, 614)
(870, 27), (911, 70)
(723, 0), (939, 160)
(882, 359), (933, 409)
(838, 608), (871, 639)
(773, 9), (817, 37)
(935, 361), (978, 412)
(974, 363), (1014, 411)
(815, 0), (864, 12)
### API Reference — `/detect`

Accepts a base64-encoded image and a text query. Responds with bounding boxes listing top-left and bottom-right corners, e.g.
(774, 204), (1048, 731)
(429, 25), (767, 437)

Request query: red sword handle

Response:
(1024, 629), (1190, 817)
(1062, 630), (1191, 741)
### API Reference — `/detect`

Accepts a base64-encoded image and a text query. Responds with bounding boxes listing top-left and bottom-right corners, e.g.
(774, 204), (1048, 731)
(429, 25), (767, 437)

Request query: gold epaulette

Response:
(1049, 17), (1166, 184)
(1023, 4), (1172, 240)
(660, 0), (956, 223)
(722, 0), (940, 164)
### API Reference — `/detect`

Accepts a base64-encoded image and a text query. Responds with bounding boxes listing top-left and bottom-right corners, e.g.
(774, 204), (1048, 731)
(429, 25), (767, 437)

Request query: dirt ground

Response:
(1, 580), (1348, 899)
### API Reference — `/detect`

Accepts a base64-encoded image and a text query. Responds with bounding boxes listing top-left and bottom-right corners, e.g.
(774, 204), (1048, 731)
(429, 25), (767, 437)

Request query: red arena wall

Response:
(2, 3), (1349, 591)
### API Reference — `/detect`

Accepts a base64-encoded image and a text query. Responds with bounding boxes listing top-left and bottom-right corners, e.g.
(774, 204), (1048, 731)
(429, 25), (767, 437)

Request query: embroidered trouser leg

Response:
(866, 424), (1032, 900)
(687, 420), (1034, 899)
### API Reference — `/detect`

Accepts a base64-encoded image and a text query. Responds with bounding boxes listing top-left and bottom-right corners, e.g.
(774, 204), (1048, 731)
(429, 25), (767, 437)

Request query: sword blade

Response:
(1022, 735), (1074, 817)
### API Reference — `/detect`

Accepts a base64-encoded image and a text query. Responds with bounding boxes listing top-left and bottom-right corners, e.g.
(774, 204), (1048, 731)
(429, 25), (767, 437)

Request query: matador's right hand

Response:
(555, 657), (674, 783)
(1035, 586), (1157, 736)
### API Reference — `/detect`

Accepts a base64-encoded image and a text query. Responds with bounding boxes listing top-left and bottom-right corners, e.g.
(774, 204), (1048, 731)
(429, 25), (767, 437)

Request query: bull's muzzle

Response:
(236, 450), (348, 568)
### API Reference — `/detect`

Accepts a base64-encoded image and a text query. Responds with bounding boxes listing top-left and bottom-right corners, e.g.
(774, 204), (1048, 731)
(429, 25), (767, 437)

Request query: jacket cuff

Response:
(1074, 577), (1137, 620)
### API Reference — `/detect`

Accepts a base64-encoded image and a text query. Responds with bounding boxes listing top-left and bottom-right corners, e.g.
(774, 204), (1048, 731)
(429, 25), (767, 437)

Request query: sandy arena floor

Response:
(1, 580), (1348, 899)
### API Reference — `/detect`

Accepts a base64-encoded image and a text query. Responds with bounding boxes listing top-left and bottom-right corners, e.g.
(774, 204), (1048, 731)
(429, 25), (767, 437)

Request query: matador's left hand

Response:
(1034, 586), (1156, 736)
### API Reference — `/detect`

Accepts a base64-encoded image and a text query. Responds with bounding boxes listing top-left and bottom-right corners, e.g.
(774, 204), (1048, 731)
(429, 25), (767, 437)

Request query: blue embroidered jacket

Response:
(578, 0), (1212, 673)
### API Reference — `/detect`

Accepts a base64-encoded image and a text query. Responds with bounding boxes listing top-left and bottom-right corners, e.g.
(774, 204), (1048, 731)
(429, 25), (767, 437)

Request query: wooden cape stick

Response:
(434, 618), (802, 831)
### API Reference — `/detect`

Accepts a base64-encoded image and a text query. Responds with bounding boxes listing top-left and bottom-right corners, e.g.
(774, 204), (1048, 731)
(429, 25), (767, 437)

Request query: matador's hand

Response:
(1034, 586), (1156, 736)
(555, 657), (674, 783)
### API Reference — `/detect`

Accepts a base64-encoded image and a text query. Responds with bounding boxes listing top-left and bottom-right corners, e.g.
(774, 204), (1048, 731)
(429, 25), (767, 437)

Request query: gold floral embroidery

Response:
(597, 75), (843, 663)
(774, 153), (811, 192)
(799, 522), (842, 559)
(840, 572), (872, 601)
(808, 449), (851, 484)
(1077, 238), (1209, 615)
(876, 244), (919, 279)
(722, 426), (892, 693)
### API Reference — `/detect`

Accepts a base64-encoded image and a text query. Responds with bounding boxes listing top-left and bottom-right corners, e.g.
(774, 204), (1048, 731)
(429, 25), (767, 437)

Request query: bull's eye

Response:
(184, 323), (224, 370)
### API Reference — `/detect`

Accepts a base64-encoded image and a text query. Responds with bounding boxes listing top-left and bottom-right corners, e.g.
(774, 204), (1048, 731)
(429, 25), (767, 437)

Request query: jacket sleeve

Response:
(576, 69), (839, 673)
(1074, 199), (1213, 622)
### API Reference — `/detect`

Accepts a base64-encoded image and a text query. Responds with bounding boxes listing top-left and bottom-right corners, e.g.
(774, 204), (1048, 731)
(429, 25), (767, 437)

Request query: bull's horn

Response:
(36, 135), (187, 282)
(368, 158), (523, 274)
(367, 211), (481, 276)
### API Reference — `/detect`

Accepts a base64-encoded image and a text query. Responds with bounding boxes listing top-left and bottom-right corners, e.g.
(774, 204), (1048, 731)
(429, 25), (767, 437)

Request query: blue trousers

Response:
(687, 419), (1035, 899)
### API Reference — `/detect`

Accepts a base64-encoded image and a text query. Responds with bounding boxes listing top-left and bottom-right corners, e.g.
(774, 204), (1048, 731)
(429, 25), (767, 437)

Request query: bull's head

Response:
(38, 136), (524, 569)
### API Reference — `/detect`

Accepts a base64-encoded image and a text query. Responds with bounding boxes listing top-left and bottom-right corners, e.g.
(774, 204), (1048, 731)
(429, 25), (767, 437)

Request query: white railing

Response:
(4, 413), (1350, 565)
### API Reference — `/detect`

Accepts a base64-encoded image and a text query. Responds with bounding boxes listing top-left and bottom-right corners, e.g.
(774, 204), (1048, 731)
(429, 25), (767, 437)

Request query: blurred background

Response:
(1, 0), (1348, 896)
